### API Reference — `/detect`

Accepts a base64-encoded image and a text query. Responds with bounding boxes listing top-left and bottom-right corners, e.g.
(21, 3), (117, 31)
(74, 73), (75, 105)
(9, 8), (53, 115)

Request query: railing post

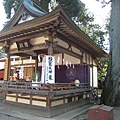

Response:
(30, 95), (32, 105)
(16, 93), (18, 102)
(3, 92), (6, 101)
(46, 97), (51, 109)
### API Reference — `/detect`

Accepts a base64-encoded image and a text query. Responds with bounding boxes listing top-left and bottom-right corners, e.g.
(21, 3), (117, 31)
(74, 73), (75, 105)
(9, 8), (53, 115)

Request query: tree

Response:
(3, 0), (21, 19)
(3, 0), (84, 19)
(96, 0), (120, 106)
(76, 9), (109, 86)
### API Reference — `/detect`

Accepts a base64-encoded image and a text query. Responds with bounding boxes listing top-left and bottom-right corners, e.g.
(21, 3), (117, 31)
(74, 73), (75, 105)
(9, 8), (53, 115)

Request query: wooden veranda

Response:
(0, 81), (90, 117)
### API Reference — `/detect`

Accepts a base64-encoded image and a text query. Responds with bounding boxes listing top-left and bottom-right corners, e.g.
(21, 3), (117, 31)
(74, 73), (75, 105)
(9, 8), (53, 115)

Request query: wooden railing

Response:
(0, 81), (90, 96)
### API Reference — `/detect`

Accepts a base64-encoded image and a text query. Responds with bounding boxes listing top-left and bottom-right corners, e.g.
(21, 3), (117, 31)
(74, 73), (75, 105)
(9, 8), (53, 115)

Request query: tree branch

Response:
(96, 0), (112, 4)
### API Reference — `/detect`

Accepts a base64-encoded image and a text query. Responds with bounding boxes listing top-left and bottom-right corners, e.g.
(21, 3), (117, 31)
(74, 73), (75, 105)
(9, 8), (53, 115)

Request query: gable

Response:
(2, 0), (46, 31)
(18, 11), (34, 24)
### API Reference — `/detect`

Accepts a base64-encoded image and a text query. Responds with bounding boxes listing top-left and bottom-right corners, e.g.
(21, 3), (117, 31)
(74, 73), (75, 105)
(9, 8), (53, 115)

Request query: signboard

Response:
(41, 55), (55, 83)
(45, 56), (55, 83)
(16, 40), (32, 51)
(4, 58), (8, 80)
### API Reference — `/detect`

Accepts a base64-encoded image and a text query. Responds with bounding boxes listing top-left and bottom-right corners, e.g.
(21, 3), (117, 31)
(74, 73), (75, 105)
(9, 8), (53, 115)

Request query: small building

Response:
(0, 0), (107, 117)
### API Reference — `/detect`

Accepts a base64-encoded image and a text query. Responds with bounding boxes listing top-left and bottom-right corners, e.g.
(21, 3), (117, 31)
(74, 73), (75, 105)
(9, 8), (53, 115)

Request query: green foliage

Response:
(77, 12), (109, 86)
(3, 0), (21, 19)
(58, 0), (83, 19)
(3, 0), (83, 19)
(35, 0), (84, 18)
(78, 14), (109, 50)
(0, 47), (6, 58)
(98, 58), (109, 88)
(32, 71), (41, 82)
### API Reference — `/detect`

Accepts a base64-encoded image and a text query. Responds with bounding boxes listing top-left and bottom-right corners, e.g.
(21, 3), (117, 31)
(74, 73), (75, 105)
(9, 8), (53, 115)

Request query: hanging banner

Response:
(45, 55), (55, 83)
(4, 58), (8, 80)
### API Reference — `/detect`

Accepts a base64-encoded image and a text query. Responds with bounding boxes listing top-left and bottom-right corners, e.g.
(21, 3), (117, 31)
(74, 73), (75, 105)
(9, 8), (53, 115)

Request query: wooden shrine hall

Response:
(0, 0), (107, 117)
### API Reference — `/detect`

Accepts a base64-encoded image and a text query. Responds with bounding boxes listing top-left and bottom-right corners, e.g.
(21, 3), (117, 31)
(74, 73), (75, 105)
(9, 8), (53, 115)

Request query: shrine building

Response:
(0, 0), (107, 117)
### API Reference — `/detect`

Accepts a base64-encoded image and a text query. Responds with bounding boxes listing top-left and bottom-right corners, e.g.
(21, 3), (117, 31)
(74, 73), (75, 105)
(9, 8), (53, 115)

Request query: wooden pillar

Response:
(85, 53), (87, 64)
(35, 55), (38, 73)
(80, 52), (84, 64)
(45, 32), (58, 56)
(89, 54), (90, 65)
(7, 53), (11, 81)
(62, 53), (64, 65)
(46, 41), (54, 56)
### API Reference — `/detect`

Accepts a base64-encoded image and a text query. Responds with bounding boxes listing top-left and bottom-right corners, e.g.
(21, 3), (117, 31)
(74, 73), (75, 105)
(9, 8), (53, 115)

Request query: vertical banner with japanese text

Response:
(45, 55), (55, 83)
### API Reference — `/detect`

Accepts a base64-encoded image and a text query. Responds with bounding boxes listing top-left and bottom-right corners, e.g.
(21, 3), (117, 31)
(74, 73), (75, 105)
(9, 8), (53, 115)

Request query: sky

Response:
(81, 0), (111, 26)
(0, 0), (111, 31)
(0, 1), (7, 30)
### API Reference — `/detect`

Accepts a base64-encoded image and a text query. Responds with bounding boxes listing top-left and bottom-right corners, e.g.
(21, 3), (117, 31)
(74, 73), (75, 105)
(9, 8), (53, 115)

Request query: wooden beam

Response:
(57, 29), (89, 50)
(0, 23), (54, 41)
(51, 17), (61, 32)
(9, 43), (48, 55)
(11, 63), (35, 67)
(6, 31), (48, 43)
(56, 33), (89, 54)
(54, 45), (83, 60)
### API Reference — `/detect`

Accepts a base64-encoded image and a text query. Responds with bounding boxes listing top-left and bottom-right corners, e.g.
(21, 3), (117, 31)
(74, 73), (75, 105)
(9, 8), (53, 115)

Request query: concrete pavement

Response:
(0, 102), (119, 120)
(0, 102), (93, 120)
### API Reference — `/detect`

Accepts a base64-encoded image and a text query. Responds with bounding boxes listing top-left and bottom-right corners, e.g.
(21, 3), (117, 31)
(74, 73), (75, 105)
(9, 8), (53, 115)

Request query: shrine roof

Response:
(0, 6), (108, 58)
(2, 0), (47, 30)
(23, 0), (46, 16)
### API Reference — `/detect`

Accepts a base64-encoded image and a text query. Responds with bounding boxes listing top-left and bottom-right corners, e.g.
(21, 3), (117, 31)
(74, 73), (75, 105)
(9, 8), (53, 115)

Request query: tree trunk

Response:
(101, 0), (120, 106)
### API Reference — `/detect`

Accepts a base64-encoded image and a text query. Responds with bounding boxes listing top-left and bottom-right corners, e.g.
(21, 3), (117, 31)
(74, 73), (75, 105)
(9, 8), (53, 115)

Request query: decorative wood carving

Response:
(22, 11), (28, 20)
